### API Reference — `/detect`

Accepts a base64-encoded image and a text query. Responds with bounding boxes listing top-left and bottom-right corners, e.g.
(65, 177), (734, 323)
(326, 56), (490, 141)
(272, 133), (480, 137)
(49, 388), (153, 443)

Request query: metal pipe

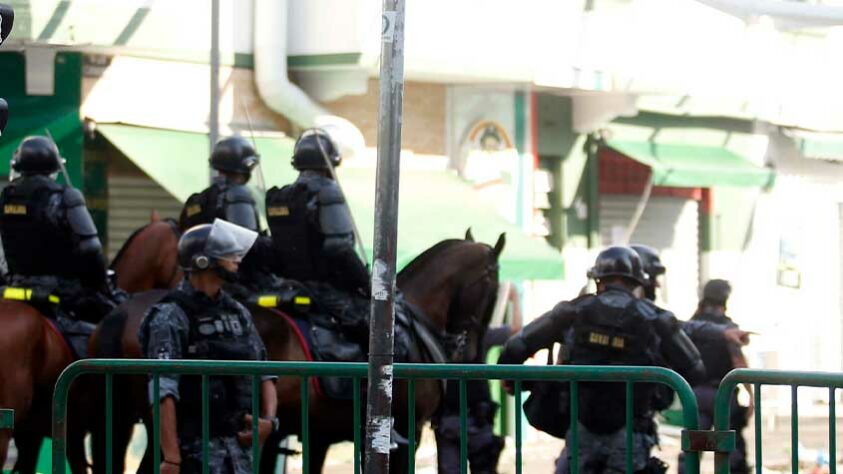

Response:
(365, 1), (406, 472)
(252, 0), (364, 157)
(209, 0), (220, 182)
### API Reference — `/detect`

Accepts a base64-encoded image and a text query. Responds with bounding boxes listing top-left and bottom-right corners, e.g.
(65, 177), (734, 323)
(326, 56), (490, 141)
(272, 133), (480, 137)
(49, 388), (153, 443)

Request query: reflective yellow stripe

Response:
(257, 296), (278, 308)
(2, 287), (60, 304)
(3, 287), (27, 301)
(294, 296), (311, 306)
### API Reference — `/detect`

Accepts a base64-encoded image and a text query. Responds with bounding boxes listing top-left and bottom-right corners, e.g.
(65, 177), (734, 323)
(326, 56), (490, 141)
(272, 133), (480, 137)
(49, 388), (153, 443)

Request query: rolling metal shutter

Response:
(107, 175), (182, 260)
(599, 195), (700, 313)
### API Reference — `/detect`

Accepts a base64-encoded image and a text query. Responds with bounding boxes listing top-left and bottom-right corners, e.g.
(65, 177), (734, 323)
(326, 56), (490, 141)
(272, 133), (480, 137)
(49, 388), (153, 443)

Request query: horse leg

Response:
(309, 438), (331, 474)
(258, 430), (287, 474)
(11, 430), (42, 474)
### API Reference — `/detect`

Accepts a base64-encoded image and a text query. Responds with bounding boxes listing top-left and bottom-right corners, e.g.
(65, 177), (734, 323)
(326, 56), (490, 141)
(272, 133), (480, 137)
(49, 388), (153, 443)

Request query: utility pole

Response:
(364, 1), (406, 472)
(209, 0), (220, 182)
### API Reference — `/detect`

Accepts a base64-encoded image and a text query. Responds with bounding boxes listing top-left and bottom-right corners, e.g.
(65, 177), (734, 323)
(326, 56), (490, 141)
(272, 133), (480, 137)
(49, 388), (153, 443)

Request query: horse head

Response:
(398, 233), (505, 363)
(443, 233), (504, 363)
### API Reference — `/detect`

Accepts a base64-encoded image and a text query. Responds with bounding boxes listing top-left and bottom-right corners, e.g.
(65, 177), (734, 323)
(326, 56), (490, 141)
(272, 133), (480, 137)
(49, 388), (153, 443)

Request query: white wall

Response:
(705, 133), (843, 384)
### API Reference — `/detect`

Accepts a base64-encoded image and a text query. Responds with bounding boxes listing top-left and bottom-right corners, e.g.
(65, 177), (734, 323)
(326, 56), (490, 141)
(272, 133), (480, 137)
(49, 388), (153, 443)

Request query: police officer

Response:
(179, 136), (276, 295)
(266, 128), (369, 297)
(0, 136), (117, 354)
(266, 129), (369, 341)
(683, 279), (751, 474)
(499, 246), (706, 474)
(139, 219), (279, 474)
(630, 245), (750, 347)
(180, 136), (260, 232)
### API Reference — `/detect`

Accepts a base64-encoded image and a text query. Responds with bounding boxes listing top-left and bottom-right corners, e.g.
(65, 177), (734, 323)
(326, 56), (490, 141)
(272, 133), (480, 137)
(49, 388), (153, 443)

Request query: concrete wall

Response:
(322, 79), (446, 156)
(706, 132), (843, 383)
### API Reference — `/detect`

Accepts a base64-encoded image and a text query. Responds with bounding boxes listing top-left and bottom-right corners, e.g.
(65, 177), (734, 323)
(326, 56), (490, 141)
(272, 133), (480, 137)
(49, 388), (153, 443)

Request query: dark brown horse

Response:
(89, 228), (503, 473)
(0, 301), (87, 473)
(110, 211), (182, 293)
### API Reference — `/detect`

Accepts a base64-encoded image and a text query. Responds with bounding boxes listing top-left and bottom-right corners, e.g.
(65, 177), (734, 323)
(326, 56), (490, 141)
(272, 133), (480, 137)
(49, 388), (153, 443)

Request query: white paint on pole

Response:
(370, 416), (392, 454)
(371, 259), (389, 301)
(382, 11), (396, 43)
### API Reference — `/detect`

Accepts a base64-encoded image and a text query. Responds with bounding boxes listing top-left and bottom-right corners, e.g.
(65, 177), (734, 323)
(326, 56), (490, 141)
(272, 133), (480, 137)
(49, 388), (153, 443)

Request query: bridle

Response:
(443, 252), (500, 362)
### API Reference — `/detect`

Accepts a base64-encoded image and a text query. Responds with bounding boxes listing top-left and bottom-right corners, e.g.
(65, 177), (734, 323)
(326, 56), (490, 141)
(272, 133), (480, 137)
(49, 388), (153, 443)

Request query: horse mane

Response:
(109, 218), (179, 270)
(397, 239), (465, 285)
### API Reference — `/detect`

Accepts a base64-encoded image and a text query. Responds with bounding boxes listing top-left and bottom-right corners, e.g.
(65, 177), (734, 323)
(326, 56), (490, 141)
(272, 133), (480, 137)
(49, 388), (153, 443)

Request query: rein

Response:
(443, 258), (500, 362)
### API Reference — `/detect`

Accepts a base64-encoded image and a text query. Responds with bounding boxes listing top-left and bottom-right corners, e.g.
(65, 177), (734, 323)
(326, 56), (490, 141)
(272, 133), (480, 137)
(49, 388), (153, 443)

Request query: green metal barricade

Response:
(51, 360), (702, 474)
(713, 369), (843, 474)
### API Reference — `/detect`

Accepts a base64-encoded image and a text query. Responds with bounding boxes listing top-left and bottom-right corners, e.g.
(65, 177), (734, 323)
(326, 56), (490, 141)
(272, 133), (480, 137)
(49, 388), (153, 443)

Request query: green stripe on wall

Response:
(287, 53), (361, 68)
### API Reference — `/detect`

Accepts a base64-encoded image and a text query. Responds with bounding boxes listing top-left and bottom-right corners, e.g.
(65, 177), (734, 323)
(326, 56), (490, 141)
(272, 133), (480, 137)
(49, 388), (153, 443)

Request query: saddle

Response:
(0, 284), (92, 359)
(268, 290), (449, 401)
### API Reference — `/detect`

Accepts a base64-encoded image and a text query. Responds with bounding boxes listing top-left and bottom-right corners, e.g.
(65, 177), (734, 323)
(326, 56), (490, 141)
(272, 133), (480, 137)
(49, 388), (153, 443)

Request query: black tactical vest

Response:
(179, 184), (223, 231)
(266, 182), (320, 281)
(0, 177), (75, 277)
(691, 312), (736, 384)
(568, 289), (662, 434)
(162, 290), (258, 438)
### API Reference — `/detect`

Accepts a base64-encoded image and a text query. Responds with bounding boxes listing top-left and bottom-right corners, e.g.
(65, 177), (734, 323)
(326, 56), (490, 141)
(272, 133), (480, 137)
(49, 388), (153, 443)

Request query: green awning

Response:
(791, 130), (843, 161)
(99, 124), (564, 280)
(606, 139), (775, 188)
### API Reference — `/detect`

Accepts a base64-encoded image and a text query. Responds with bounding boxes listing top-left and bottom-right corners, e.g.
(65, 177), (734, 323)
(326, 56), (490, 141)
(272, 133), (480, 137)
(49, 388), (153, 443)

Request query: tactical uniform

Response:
(267, 171), (368, 295)
(179, 137), (276, 295)
(630, 247), (750, 474)
(266, 130), (369, 335)
(140, 281), (271, 474)
(499, 247), (705, 474)
(0, 137), (118, 355)
(139, 220), (273, 474)
(682, 280), (749, 474)
(434, 326), (510, 474)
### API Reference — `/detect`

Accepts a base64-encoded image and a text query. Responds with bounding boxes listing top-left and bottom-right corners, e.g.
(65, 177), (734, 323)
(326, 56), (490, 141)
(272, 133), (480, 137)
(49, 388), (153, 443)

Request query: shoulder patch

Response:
(317, 182), (344, 205)
(62, 187), (86, 207)
(635, 300), (660, 320)
(3, 204), (26, 215)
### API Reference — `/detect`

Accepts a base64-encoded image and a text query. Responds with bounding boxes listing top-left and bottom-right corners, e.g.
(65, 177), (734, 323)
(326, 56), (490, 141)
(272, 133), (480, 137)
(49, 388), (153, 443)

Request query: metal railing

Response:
(51, 359), (702, 474)
(713, 369), (843, 474)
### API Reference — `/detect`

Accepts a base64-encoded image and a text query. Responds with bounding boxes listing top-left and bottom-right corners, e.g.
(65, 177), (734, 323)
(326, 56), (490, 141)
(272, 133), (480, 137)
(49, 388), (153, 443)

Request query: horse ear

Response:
(493, 233), (506, 258)
(150, 209), (161, 223)
(465, 228), (475, 242)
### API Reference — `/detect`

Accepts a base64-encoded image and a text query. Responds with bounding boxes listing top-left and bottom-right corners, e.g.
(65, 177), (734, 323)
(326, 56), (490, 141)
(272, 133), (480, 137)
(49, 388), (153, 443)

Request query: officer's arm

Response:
(654, 309), (706, 385)
(142, 307), (186, 465)
(318, 185), (370, 292)
(224, 185), (259, 232)
(318, 185), (357, 256)
(498, 301), (576, 365)
(63, 188), (107, 286)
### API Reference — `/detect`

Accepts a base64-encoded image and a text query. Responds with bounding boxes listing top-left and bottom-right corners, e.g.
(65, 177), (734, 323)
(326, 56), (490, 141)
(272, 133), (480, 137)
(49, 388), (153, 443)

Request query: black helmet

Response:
(630, 244), (665, 285)
(178, 219), (259, 272)
(11, 136), (61, 176)
(0, 98), (8, 135)
(209, 136), (259, 177)
(702, 279), (731, 306)
(292, 128), (341, 171)
(589, 246), (647, 286)
(0, 4), (14, 45)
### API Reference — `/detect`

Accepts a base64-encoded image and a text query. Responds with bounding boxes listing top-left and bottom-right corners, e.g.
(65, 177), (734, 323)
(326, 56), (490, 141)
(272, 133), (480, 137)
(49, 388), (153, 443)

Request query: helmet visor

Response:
(205, 218), (258, 262)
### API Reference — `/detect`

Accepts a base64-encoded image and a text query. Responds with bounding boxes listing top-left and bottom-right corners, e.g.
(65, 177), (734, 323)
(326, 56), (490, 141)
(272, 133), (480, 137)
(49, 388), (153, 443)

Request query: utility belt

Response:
(1, 286), (61, 305)
(249, 291), (311, 315)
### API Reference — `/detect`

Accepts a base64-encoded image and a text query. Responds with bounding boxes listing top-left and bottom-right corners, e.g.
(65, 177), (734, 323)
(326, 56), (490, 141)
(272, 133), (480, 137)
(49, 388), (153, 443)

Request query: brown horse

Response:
(0, 301), (87, 473)
(89, 228), (503, 473)
(110, 211), (182, 293)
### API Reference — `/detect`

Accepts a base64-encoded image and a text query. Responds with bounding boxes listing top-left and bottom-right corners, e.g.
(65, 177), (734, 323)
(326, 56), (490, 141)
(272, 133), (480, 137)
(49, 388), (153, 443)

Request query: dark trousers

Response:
(434, 414), (505, 474)
(678, 386), (749, 474)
